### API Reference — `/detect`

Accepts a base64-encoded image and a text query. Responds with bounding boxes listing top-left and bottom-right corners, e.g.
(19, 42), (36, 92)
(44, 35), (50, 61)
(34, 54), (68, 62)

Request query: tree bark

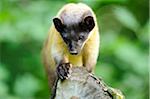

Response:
(51, 67), (124, 99)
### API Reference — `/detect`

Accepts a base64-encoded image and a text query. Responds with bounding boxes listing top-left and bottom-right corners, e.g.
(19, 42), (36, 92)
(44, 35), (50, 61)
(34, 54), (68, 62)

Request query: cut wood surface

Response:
(51, 67), (124, 99)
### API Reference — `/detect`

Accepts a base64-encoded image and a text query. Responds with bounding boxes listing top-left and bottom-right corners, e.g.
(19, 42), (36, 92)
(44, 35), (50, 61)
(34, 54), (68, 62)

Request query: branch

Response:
(51, 67), (124, 99)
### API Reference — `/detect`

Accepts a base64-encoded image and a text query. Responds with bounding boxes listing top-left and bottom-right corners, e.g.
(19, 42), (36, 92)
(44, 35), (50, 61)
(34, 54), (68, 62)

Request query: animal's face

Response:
(53, 16), (95, 55)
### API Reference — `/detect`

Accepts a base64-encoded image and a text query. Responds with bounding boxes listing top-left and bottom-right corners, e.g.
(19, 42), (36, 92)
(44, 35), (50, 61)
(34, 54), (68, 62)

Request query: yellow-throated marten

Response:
(42, 3), (100, 88)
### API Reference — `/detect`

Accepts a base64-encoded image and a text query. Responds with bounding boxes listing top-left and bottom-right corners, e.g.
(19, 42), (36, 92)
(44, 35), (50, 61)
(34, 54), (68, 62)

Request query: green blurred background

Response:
(0, 0), (149, 99)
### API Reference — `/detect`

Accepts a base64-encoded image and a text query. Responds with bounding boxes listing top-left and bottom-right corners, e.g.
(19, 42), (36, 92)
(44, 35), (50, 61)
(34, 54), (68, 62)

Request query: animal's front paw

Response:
(56, 63), (72, 80)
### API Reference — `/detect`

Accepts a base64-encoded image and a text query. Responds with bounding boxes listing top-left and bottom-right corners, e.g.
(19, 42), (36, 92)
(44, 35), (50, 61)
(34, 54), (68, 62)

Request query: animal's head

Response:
(53, 4), (95, 55)
(53, 15), (95, 55)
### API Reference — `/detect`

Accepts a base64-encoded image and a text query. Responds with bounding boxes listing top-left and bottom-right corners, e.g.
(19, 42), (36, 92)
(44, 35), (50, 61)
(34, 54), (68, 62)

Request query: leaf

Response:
(0, 63), (9, 81)
(14, 74), (41, 97)
(0, 82), (9, 96)
(113, 6), (140, 32)
(114, 39), (148, 76)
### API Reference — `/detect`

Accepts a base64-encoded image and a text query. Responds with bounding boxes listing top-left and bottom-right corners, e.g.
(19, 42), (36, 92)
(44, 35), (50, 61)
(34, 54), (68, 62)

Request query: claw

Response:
(56, 63), (72, 80)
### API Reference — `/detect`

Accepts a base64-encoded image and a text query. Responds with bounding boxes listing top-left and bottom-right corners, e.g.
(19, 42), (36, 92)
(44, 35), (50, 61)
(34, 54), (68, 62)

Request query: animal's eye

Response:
(64, 37), (70, 42)
(79, 35), (84, 40)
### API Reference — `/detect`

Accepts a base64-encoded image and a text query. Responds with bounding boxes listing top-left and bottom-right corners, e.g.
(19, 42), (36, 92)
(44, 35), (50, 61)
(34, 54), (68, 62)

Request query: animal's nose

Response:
(69, 45), (78, 55)
(69, 46), (78, 55)
(68, 42), (78, 55)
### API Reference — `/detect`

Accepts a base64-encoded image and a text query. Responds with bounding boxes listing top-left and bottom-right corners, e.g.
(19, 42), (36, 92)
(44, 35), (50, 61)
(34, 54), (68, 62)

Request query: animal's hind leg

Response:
(44, 65), (56, 89)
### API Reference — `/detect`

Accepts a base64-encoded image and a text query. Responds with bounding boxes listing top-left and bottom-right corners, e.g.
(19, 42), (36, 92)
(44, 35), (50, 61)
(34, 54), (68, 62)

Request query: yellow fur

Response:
(42, 3), (100, 87)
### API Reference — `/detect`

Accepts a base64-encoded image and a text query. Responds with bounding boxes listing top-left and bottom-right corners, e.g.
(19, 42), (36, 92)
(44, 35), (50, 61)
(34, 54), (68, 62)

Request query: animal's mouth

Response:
(69, 50), (78, 55)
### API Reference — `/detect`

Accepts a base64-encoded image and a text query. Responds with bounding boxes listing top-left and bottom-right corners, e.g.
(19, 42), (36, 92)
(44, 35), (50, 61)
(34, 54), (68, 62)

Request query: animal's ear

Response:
(53, 18), (64, 32)
(84, 16), (95, 31)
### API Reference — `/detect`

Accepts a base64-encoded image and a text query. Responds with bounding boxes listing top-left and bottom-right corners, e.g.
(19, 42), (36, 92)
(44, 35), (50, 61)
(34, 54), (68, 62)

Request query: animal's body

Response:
(42, 3), (100, 88)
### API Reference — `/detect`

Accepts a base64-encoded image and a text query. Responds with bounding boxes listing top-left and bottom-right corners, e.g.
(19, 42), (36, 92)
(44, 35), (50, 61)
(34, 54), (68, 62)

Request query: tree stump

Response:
(51, 67), (124, 99)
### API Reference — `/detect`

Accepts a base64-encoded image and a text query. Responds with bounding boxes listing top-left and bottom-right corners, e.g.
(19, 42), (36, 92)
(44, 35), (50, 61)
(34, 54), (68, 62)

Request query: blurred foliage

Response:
(0, 0), (149, 99)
